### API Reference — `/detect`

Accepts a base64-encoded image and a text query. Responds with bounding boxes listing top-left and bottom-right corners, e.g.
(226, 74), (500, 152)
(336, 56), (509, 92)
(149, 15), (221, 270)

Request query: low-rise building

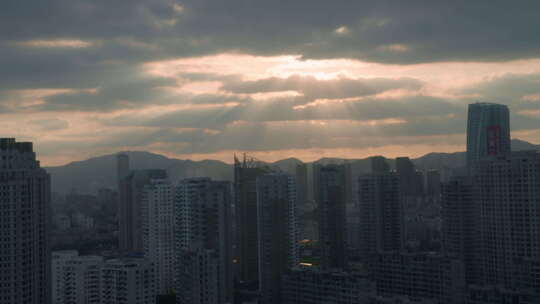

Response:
(52, 251), (103, 304)
(282, 267), (375, 304)
(100, 257), (157, 304)
(373, 252), (466, 304)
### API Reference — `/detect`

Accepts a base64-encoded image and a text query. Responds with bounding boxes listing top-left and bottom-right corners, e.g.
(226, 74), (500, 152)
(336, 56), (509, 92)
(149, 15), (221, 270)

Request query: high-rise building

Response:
(314, 164), (348, 269)
(256, 173), (298, 304)
(358, 158), (403, 262)
(466, 102), (510, 172)
(234, 155), (268, 285)
(467, 285), (539, 304)
(175, 178), (233, 304)
(176, 249), (220, 304)
(52, 251), (103, 304)
(100, 257), (157, 304)
(118, 169), (167, 252)
(370, 156), (390, 174)
(441, 176), (478, 284)
(395, 157), (424, 197)
(142, 179), (175, 295)
(116, 154), (130, 188)
(425, 170), (441, 197)
(295, 164), (308, 212)
(474, 151), (540, 288)
(0, 138), (51, 304)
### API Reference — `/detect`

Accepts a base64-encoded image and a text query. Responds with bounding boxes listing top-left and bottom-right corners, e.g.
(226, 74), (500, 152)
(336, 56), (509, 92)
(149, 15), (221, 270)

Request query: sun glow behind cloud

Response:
(16, 39), (94, 48)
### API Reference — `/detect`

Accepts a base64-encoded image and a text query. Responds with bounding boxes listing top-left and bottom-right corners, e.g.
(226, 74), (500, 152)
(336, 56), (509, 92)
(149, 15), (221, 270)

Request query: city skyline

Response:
(4, 98), (540, 304)
(3, 1), (540, 303)
(2, 1), (540, 165)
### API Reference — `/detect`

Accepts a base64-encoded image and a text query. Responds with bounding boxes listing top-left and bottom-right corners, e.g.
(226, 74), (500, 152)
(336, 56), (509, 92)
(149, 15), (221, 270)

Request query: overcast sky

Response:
(2, 0), (540, 165)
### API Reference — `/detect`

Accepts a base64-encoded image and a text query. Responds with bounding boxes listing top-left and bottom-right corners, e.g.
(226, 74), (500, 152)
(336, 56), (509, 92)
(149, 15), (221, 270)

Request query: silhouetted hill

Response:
(512, 139), (540, 151)
(45, 151), (232, 194)
(45, 139), (538, 194)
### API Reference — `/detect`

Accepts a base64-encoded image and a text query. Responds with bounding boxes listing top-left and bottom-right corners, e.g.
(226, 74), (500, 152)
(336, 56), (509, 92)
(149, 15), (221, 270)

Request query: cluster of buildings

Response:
(1, 102), (540, 304)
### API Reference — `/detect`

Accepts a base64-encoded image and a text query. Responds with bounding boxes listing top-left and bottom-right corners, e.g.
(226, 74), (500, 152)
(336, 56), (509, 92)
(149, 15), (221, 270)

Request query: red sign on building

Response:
(487, 125), (501, 156)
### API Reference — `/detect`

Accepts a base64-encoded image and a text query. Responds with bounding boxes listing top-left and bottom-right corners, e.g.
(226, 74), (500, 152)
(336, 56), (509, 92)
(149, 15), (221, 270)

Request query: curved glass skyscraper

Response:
(466, 102), (511, 173)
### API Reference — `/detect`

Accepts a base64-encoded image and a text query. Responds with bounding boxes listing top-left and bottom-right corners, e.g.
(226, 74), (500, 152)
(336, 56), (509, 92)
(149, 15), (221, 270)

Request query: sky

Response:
(2, 0), (540, 166)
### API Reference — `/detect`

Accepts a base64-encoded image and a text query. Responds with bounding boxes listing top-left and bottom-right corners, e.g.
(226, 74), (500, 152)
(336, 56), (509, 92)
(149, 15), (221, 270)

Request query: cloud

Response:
(29, 118), (69, 130)
(221, 75), (422, 101)
(2, 0), (540, 64)
(15, 39), (94, 48)
(3, 0), (540, 164)
(33, 76), (176, 112)
(459, 73), (540, 106)
(101, 94), (465, 130)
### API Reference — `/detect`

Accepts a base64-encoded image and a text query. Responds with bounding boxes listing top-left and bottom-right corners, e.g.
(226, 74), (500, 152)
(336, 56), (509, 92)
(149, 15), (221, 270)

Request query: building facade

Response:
(474, 151), (540, 288)
(466, 102), (510, 172)
(142, 179), (175, 295)
(314, 164), (349, 270)
(282, 267), (375, 304)
(358, 167), (403, 262)
(441, 176), (478, 284)
(118, 169), (167, 252)
(256, 173), (298, 304)
(234, 155), (269, 286)
(0, 138), (51, 304)
(373, 252), (466, 304)
(175, 178), (233, 304)
(52, 251), (103, 304)
(100, 257), (156, 304)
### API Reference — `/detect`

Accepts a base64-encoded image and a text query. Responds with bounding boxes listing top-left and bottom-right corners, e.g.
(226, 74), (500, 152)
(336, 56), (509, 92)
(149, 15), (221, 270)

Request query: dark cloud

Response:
(2, 0), (540, 65)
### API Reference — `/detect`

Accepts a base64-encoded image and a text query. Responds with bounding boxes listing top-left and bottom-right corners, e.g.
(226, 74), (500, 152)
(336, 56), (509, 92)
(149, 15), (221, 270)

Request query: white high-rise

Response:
(0, 138), (51, 304)
(52, 251), (103, 304)
(142, 179), (175, 295)
(100, 258), (156, 304)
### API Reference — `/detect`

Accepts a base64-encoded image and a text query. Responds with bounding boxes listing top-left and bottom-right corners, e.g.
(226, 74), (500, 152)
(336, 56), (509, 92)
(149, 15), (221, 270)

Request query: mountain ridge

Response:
(45, 139), (539, 194)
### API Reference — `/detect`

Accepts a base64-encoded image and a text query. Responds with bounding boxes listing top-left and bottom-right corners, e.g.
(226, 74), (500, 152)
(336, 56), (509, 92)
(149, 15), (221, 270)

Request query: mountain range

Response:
(44, 139), (539, 194)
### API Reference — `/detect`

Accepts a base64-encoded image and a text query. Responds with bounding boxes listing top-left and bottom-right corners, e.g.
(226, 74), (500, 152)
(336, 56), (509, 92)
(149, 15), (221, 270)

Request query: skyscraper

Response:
(395, 157), (424, 197)
(256, 173), (298, 304)
(474, 151), (540, 288)
(175, 178), (233, 304)
(426, 170), (441, 197)
(0, 138), (51, 304)
(118, 169), (167, 252)
(441, 176), (477, 284)
(234, 155), (268, 285)
(314, 164), (348, 269)
(370, 156), (390, 174)
(142, 178), (175, 295)
(358, 158), (403, 262)
(295, 164), (308, 212)
(466, 102), (510, 172)
(116, 153), (130, 188)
